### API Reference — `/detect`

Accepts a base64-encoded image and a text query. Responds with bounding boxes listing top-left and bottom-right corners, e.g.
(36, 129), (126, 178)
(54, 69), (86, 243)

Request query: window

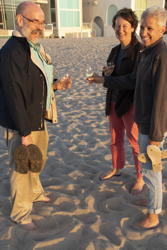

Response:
(50, 0), (55, 8)
(135, 0), (147, 20)
(60, 11), (80, 27)
(50, 0), (56, 23)
(58, 0), (80, 28)
(107, 5), (118, 25)
(0, 9), (2, 23)
(59, 0), (80, 9)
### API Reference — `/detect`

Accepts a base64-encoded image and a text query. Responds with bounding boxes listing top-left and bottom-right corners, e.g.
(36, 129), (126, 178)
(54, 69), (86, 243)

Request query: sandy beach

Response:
(0, 37), (167, 250)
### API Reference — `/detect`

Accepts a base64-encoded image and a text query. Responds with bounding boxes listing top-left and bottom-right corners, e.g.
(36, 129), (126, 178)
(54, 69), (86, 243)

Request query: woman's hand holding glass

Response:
(86, 66), (104, 85)
(86, 63), (114, 84)
(87, 73), (104, 84)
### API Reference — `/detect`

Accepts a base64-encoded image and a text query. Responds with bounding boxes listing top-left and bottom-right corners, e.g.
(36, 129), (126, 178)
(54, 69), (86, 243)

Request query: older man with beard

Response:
(0, 1), (71, 230)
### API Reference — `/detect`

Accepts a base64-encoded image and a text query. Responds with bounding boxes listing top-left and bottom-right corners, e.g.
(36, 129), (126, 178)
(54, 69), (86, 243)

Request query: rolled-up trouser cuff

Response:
(10, 216), (32, 225)
(139, 133), (163, 214)
(148, 208), (162, 215)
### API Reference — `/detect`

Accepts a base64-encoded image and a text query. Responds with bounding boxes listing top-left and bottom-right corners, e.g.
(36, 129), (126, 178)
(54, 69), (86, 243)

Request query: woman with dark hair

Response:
(88, 8), (144, 193)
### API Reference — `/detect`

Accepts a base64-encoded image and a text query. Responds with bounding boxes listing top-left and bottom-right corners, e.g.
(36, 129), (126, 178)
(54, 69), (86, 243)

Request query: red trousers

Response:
(109, 103), (141, 177)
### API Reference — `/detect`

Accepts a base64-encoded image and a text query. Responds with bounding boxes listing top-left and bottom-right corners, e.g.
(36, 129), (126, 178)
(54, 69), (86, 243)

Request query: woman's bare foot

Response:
(100, 168), (121, 180)
(131, 176), (145, 194)
(138, 214), (159, 229)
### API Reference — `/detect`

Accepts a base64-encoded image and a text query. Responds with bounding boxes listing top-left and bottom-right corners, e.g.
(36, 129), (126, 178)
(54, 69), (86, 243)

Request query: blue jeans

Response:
(139, 133), (162, 214)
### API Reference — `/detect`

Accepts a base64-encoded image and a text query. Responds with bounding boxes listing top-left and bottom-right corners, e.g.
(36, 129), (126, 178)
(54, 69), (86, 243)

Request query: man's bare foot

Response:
(138, 214), (159, 229)
(20, 222), (37, 231)
(34, 196), (52, 203)
(99, 169), (121, 181)
(41, 196), (51, 202)
(131, 176), (145, 194)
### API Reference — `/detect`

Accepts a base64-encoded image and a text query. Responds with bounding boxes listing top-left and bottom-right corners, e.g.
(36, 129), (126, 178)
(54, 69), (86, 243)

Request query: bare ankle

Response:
(147, 213), (159, 223)
(114, 169), (120, 174)
(136, 176), (144, 182)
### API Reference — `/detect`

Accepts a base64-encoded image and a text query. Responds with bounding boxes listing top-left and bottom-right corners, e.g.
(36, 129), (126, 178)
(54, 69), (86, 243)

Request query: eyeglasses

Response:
(22, 15), (46, 26)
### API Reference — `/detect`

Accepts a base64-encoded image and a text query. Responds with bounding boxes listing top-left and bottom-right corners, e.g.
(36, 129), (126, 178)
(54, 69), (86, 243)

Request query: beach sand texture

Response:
(0, 37), (167, 250)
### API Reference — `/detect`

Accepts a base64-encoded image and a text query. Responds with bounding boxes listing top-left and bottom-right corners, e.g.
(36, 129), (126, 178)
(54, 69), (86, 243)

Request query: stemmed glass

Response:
(104, 62), (115, 76)
(85, 66), (94, 91)
(61, 74), (72, 88)
(61, 73), (72, 100)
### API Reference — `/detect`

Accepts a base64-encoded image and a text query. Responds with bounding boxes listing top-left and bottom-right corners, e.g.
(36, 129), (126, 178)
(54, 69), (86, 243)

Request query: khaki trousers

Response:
(1, 126), (48, 224)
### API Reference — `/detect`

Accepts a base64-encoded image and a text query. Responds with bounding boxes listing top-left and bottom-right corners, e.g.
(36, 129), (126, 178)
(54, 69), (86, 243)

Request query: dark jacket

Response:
(105, 37), (141, 117)
(134, 38), (167, 141)
(103, 37), (167, 142)
(0, 36), (47, 136)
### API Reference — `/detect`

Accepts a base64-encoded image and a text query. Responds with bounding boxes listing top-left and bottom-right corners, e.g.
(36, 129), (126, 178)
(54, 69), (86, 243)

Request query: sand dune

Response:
(0, 37), (167, 250)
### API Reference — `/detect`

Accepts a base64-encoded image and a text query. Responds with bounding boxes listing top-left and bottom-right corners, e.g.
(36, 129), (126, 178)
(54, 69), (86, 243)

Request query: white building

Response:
(82, 0), (165, 37)
(0, 0), (86, 38)
(0, 0), (166, 38)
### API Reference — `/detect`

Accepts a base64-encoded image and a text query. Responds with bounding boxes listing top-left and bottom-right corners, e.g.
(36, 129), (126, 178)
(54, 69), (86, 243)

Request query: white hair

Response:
(141, 6), (167, 26)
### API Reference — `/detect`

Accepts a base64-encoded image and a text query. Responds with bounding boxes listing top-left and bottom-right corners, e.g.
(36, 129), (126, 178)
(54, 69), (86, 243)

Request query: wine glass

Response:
(61, 74), (72, 100)
(62, 74), (72, 88)
(85, 66), (93, 78)
(85, 66), (94, 91)
(104, 62), (115, 76)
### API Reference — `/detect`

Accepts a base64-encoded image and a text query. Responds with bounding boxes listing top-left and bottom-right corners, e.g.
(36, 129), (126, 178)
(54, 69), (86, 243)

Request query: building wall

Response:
(147, 0), (165, 8)
(83, 0), (132, 37)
